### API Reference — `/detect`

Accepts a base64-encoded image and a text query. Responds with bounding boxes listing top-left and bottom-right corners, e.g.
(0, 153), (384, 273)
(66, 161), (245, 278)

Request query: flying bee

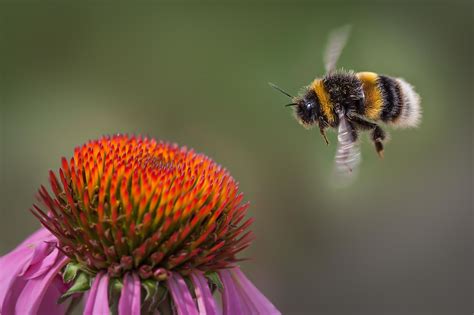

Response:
(270, 25), (421, 181)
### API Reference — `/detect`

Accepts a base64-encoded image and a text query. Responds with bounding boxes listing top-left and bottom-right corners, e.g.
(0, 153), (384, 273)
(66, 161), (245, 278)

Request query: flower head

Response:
(1, 135), (280, 314)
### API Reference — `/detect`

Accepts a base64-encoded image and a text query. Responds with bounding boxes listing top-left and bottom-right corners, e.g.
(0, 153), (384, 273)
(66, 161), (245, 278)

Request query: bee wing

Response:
(324, 25), (352, 74)
(333, 109), (361, 185)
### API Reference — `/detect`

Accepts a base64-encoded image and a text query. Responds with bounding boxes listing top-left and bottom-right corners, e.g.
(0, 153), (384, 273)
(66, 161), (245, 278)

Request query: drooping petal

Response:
(219, 269), (251, 315)
(167, 272), (199, 315)
(0, 246), (33, 311)
(14, 255), (69, 314)
(84, 272), (110, 315)
(36, 275), (69, 315)
(0, 228), (60, 313)
(21, 245), (59, 279)
(16, 227), (56, 249)
(20, 239), (55, 269)
(190, 271), (218, 315)
(230, 268), (280, 315)
(1, 277), (27, 315)
(118, 273), (141, 315)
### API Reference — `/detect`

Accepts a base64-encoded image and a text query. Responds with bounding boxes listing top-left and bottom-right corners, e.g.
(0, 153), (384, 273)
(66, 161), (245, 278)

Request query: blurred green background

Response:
(1, 2), (472, 314)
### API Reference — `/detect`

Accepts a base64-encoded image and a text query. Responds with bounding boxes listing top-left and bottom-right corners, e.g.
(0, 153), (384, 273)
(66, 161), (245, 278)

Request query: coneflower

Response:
(0, 135), (280, 315)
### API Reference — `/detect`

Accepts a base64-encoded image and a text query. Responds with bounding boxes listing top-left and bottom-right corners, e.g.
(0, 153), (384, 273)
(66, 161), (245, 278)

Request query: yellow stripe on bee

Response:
(311, 79), (335, 123)
(357, 72), (383, 120)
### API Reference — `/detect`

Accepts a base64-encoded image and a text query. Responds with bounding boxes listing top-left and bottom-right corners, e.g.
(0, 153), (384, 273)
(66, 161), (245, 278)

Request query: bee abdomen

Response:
(378, 75), (403, 122)
(378, 75), (421, 127)
(357, 72), (421, 127)
(392, 77), (421, 127)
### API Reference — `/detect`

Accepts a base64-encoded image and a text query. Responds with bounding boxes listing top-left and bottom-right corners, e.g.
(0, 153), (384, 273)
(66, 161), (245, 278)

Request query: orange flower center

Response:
(32, 135), (254, 279)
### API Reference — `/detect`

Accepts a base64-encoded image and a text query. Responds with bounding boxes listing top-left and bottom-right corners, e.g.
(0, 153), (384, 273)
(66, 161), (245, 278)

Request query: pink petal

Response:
(21, 246), (60, 280)
(0, 228), (59, 311)
(0, 245), (34, 309)
(167, 272), (199, 315)
(219, 269), (252, 315)
(84, 272), (110, 315)
(190, 271), (218, 315)
(14, 255), (69, 314)
(20, 239), (55, 269)
(37, 275), (69, 315)
(118, 273), (141, 315)
(230, 268), (280, 315)
(1, 277), (27, 315)
(16, 227), (56, 249)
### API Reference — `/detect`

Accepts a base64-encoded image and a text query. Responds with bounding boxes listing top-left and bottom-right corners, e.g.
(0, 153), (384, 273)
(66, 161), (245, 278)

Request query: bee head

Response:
(269, 82), (320, 128)
(290, 90), (320, 128)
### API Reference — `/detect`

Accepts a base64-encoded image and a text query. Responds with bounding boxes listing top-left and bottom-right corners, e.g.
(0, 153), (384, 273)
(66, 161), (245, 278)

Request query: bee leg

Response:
(319, 128), (330, 145)
(348, 121), (359, 142)
(372, 126), (386, 158)
(348, 115), (386, 158)
(318, 117), (330, 145)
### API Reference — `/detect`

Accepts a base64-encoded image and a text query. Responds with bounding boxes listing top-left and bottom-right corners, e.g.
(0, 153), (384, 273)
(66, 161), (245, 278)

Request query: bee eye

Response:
(306, 102), (313, 110)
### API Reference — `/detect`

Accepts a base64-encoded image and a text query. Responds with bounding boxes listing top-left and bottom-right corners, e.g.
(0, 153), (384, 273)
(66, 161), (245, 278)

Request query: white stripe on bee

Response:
(395, 78), (421, 128)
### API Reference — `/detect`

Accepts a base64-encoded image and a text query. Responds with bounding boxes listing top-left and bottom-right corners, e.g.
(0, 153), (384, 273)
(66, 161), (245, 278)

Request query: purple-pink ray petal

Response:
(231, 268), (281, 315)
(19, 240), (55, 270)
(37, 275), (69, 315)
(16, 227), (55, 249)
(14, 255), (69, 314)
(190, 271), (218, 315)
(0, 228), (60, 312)
(84, 272), (110, 315)
(21, 247), (60, 280)
(118, 272), (141, 315)
(1, 277), (27, 315)
(219, 269), (253, 315)
(0, 246), (34, 311)
(167, 272), (199, 315)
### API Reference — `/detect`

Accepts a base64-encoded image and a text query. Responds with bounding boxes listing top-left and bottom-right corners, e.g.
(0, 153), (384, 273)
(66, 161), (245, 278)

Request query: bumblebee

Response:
(270, 26), (421, 179)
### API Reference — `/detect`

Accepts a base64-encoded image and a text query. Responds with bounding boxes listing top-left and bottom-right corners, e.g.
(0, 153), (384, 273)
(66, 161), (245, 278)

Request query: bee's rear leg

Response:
(348, 115), (386, 158)
(372, 126), (386, 158)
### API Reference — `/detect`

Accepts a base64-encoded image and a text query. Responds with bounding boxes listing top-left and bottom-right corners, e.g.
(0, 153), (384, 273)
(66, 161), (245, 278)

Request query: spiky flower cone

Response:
(34, 135), (252, 275)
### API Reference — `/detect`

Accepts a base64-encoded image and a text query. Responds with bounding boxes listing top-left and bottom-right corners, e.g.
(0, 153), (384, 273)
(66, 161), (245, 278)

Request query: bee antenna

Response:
(268, 82), (294, 99)
(285, 103), (298, 107)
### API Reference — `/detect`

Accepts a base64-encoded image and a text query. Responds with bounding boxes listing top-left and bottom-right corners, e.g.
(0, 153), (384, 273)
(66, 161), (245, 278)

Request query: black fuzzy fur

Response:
(294, 89), (320, 127)
(323, 71), (365, 118)
(378, 75), (403, 122)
